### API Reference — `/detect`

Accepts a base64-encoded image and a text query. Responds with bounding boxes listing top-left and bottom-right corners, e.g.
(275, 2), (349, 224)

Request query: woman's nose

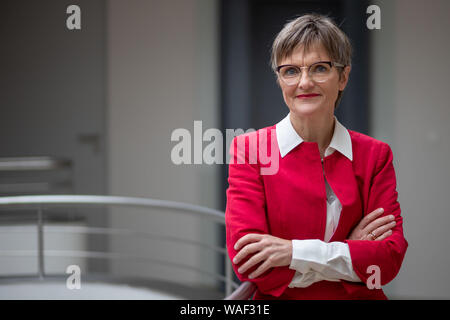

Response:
(297, 71), (314, 90)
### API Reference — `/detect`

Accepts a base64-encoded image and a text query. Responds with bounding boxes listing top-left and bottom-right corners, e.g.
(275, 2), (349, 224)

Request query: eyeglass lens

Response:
(278, 62), (333, 85)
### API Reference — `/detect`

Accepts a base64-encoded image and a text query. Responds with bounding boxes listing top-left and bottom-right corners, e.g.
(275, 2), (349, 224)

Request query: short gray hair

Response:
(270, 14), (353, 108)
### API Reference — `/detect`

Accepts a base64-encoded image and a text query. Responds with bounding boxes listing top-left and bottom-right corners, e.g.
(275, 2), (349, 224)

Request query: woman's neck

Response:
(289, 112), (335, 158)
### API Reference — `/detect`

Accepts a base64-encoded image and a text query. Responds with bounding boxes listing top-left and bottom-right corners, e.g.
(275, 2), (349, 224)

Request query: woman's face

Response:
(277, 43), (351, 118)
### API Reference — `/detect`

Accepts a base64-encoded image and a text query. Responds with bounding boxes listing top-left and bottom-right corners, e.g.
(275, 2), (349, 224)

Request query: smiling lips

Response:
(296, 93), (321, 99)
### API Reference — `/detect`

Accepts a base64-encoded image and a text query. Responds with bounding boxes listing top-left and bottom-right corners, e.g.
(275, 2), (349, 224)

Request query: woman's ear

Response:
(338, 65), (351, 91)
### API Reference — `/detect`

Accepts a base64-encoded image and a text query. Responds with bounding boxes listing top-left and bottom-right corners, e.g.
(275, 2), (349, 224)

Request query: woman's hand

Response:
(349, 208), (396, 241)
(232, 234), (292, 279)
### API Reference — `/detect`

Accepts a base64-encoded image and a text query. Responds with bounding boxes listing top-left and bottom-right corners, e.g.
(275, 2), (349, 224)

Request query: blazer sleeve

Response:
(345, 143), (408, 286)
(225, 135), (296, 297)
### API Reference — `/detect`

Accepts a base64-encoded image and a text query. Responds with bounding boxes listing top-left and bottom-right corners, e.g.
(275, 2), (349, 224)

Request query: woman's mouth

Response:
(296, 93), (321, 99)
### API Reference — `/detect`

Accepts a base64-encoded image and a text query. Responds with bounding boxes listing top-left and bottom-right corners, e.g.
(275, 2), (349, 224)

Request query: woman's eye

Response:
(283, 67), (299, 77)
(312, 64), (329, 73)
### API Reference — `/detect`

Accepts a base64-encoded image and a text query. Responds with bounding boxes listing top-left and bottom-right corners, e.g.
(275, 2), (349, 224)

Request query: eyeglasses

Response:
(276, 61), (345, 85)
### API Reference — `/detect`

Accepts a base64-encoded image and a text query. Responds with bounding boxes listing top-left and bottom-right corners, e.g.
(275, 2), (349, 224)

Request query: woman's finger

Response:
(237, 249), (267, 274)
(233, 241), (263, 264)
(371, 220), (396, 239)
(234, 233), (262, 251)
(364, 214), (395, 235)
(374, 230), (393, 241)
(359, 208), (384, 229)
(364, 232), (375, 241)
(248, 257), (273, 279)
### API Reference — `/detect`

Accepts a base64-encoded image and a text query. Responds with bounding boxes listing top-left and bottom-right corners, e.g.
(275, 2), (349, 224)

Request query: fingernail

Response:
(379, 208), (384, 213)
(248, 274), (254, 279)
(389, 215), (395, 220)
(233, 258), (237, 264)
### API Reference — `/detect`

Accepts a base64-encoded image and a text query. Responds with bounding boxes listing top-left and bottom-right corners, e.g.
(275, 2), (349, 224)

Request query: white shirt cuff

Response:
(288, 239), (361, 288)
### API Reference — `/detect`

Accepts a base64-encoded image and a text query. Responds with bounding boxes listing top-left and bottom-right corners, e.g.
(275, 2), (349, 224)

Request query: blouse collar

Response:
(275, 113), (353, 161)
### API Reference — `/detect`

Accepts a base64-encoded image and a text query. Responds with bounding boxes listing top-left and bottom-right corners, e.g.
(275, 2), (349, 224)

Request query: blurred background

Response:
(0, 0), (449, 299)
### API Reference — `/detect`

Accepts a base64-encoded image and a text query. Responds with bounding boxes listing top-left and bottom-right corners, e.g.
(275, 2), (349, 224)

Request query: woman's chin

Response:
(290, 102), (323, 117)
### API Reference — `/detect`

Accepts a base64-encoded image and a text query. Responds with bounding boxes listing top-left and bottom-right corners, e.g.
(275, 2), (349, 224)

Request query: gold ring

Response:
(369, 232), (376, 239)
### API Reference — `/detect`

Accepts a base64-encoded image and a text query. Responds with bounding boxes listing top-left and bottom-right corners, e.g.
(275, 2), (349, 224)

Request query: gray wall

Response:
(106, 0), (220, 287)
(371, 0), (450, 299)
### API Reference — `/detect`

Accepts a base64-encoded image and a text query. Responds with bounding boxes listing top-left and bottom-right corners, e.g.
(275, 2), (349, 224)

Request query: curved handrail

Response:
(0, 195), (225, 224)
(0, 194), (250, 299)
(224, 281), (257, 300)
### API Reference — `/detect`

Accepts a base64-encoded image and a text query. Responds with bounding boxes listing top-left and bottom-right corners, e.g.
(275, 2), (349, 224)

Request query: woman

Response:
(225, 13), (408, 300)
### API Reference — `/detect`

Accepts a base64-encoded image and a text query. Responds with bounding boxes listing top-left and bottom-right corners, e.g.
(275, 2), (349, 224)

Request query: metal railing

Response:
(0, 195), (255, 299)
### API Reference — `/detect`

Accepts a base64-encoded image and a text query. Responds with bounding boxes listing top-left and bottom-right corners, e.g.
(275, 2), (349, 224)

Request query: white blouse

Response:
(275, 114), (361, 288)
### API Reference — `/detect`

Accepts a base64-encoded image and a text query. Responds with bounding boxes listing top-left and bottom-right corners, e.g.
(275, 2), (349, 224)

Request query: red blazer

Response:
(225, 126), (408, 300)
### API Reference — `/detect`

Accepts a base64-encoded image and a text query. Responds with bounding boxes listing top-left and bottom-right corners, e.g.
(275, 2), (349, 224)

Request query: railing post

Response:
(225, 255), (232, 297)
(37, 206), (45, 279)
